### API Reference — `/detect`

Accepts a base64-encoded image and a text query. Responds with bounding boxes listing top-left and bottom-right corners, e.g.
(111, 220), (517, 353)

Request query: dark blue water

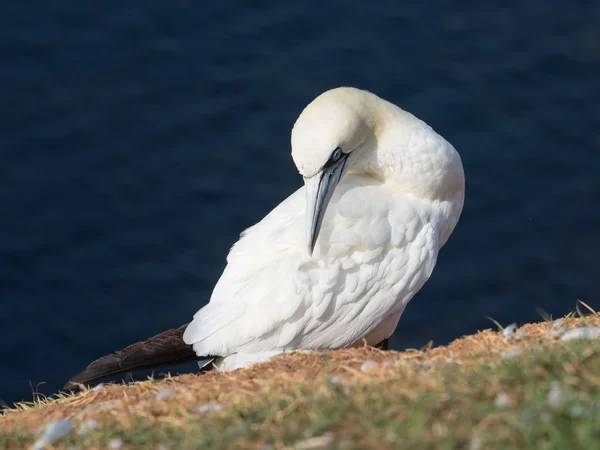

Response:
(2, 0), (599, 406)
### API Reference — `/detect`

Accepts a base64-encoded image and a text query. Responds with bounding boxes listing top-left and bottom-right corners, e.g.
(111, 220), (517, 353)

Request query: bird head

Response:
(291, 87), (378, 256)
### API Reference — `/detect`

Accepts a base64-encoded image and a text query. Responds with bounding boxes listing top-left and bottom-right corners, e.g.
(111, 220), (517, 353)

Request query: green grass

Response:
(3, 339), (600, 449)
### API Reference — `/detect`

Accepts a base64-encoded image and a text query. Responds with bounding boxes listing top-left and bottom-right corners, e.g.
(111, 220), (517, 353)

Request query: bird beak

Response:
(304, 154), (349, 256)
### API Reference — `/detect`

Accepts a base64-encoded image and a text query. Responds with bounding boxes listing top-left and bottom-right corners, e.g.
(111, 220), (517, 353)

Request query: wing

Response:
(183, 175), (440, 356)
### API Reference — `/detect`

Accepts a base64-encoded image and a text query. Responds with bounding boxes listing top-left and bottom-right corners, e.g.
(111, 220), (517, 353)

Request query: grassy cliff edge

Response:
(2, 312), (600, 449)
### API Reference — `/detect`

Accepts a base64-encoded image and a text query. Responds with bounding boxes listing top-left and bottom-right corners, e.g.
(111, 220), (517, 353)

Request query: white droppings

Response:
(561, 326), (600, 341)
(360, 360), (377, 372)
(330, 376), (341, 384)
(502, 323), (517, 339)
(547, 382), (565, 409)
(548, 319), (566, 339)
(155, 388), (174, 401)
(548, 327), (565, 339)
(108, 438), (124, 449)
(570, 405), (585, 418)
(469, 437), (482, 450)
(32, 418), (72, 450)
(500, 348), (522, 360)
(292, 432), (335, 450)
(421, 360), (433, 370)
(494, 392), (511, 409)
(194, 403), (225, 413)
(91, 383), (104, 392)
(77, 419), (100, 435)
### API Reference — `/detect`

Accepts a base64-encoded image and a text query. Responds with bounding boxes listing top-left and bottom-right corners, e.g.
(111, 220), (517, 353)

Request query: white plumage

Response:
(183, 87), (465, 370)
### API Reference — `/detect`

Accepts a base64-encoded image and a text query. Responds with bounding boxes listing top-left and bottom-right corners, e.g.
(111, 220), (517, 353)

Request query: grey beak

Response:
(304, 154), (349, 256)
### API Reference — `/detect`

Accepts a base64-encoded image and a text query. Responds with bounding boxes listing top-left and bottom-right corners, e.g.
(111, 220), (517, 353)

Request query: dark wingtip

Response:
(63, 379), (81, 390)
(63, 323), (215, 389)
(63, 353), (127, 389)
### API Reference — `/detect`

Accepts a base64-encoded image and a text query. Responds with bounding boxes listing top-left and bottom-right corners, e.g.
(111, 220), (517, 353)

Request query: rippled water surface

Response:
(1, 1), (599, 404)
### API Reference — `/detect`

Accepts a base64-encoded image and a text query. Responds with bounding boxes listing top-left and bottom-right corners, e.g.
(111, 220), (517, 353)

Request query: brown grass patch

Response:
(2, 313), (598, 434)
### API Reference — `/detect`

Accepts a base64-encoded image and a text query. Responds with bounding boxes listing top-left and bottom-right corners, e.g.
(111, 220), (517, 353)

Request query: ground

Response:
(2, 308), (600, 449)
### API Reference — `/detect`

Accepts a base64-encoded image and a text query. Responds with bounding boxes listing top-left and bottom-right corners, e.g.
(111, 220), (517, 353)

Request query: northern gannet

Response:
(66, 87), (464, 387)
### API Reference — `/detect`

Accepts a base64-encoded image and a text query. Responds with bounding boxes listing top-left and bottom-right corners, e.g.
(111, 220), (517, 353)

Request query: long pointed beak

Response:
(304, 155), (349, 256)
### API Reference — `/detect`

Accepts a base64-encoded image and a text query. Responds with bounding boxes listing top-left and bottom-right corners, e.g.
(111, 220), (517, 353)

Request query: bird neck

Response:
(352, 107), (464, 206)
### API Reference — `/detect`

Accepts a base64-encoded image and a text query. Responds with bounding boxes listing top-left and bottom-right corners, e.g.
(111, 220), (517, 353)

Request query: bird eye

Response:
(332, 147), (342, 162)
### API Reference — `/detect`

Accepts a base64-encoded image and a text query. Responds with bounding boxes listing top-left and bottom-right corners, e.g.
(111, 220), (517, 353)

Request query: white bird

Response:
(67, 87), (464, 386)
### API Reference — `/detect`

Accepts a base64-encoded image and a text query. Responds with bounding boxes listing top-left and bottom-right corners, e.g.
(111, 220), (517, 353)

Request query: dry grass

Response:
(2, 311), (600, 448)
(2, 313), (598, 429)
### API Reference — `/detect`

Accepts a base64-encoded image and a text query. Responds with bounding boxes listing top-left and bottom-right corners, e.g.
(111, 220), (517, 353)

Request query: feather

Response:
(65, 323), (215, 388)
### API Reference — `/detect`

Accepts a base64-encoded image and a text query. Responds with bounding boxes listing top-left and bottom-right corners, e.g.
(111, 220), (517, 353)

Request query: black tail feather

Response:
(65, 323), (214, 388)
